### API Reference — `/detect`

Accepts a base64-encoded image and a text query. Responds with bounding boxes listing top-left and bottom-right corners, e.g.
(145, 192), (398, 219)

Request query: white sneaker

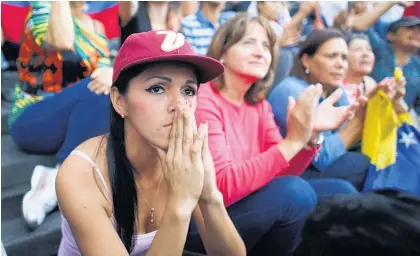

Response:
(22, 164), (59, 230)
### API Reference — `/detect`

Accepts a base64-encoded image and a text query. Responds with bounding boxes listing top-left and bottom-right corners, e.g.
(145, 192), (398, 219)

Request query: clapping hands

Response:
(314, 86), (366, 132)
(286, 83), (365, 148)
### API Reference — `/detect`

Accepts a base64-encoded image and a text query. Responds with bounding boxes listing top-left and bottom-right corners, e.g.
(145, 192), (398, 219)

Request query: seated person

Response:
(268, 28), (370, 191)
(119, 1), (181, 45)
(350, 2), (420, 114)
(342, 33), (377, 103)
(56, 30), (246, 256)
(248, 1), (292, 36)
(260, 1), (321, 88)
(295, 189), (420, 256)
(180, 1), (236, 56)
(187, 13), (361, 256)
(344, 33), (409, 116)
(9, 1), (112, 229)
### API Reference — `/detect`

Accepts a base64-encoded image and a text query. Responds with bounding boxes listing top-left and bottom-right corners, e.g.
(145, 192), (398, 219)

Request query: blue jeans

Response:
(302, 152), (370, 191)
(185, 176), (357, 256)
(10, 78), (110, 163)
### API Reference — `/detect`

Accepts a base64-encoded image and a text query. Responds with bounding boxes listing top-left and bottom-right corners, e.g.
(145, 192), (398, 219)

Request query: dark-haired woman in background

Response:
(268, 28), (393, 191)
(55, 31), (246, 256)
(269, 29), (369, 190)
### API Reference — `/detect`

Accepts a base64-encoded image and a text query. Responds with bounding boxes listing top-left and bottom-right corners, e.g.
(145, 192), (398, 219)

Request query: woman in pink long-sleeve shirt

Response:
(185, 13), (361, 256)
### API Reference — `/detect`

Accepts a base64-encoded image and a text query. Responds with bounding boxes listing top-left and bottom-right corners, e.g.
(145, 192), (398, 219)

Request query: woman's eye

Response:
(183, 87), (196, 96)
(263, 43), (270, 50)
(146, 85), (164, 94)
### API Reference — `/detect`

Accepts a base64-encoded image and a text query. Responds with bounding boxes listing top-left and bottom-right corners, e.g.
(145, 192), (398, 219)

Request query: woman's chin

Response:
(240, 70), (266, 82)
(326, 81), (343, 88)
(148, 139), (169, 152)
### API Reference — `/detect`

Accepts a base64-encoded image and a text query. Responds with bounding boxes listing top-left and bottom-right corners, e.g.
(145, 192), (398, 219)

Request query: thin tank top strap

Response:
(71, 150), (110, 196)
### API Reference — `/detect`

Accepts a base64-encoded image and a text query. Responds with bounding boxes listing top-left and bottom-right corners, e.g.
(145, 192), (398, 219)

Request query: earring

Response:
(305, 68), (311, 75)
(220, 59), (224, 64)
(121, 114), (125, 119)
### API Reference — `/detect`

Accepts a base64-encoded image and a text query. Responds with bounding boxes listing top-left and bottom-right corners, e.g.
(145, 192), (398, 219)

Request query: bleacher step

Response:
(2, 210), (61, 256)
(1, 183), (30, 222)
(1, 71), (19, 91)
(1, 135), (56, 189)
(2, 104), (10, 134)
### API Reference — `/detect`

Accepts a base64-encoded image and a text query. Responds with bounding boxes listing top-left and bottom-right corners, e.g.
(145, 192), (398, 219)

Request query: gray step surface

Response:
(2, 103), (10, 134)
(2, 210), (61, 256)
(1, 135), (56, 189)
(1, 183), (30, 222)
(1, 71), (19, 90)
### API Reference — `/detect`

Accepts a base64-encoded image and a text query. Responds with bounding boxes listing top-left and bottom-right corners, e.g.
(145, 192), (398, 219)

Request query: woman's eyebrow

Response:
(186, 79), (198, 84)
(145, 76), (172, 82)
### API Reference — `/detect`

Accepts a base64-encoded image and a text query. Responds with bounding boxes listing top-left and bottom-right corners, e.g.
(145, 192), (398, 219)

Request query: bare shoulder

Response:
(56, 135), (111, 216)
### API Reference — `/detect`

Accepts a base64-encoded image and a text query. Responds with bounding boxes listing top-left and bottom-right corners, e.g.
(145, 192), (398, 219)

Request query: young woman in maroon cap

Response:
(55, 31), (246, 256)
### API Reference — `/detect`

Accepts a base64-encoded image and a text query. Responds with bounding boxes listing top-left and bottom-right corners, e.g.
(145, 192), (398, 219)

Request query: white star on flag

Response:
(399, 132), (418, 149)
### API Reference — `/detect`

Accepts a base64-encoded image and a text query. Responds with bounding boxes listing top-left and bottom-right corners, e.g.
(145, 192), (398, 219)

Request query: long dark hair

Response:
(108, 64), (147, 252)
(290, 28), (344, 79)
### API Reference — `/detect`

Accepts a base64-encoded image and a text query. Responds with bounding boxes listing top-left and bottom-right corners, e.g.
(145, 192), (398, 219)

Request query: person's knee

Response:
(317, 179), (359, 194)
(268, 176), (317, 217)
(10, 125), (60, 154)
(331, 152), (370, 174)
(333, 179), (358, 194)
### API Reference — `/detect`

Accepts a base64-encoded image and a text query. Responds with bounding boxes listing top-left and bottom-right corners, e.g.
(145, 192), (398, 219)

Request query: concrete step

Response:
(2, 102), (10, 134)
(2, 210), (61, 256)
(1, 71), (19, 91)
(1, 135), (56, 189)
(1, 183), (30, 222)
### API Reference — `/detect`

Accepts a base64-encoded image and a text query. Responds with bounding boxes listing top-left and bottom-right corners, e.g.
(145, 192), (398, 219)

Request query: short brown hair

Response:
(207, 13), (278, 105)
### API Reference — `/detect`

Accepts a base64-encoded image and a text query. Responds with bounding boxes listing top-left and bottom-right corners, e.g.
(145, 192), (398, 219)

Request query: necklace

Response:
(137, 172), (163, 230)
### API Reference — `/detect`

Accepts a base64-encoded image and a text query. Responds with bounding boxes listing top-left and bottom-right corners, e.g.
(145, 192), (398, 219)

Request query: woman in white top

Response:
(56, 30), (246, 256)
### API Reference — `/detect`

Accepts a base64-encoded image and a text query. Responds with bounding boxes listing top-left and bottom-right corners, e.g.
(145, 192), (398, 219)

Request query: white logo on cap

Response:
(157, 31), (185, 52)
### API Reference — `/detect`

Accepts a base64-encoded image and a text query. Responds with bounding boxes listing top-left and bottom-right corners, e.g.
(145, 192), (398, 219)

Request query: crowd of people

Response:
(2, 1), (420, 256)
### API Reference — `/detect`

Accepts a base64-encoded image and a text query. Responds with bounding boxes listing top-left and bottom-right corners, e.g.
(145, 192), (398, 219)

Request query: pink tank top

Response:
(57, 150), (157, 256)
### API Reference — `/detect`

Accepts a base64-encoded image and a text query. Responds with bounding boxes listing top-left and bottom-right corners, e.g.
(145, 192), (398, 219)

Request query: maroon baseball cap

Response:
(112, 30), (224, 83)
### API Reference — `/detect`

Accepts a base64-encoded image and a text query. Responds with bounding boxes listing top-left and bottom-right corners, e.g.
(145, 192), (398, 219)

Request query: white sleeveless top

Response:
(58, 150), (157, 256)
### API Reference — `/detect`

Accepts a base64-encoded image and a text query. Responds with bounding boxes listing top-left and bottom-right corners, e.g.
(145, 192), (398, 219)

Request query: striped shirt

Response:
(18, 1), (111, 93)
(180, 10), (236, 56)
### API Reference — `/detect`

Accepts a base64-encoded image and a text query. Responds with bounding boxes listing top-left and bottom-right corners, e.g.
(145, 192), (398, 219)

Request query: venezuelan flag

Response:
(362, 90), (420, 195)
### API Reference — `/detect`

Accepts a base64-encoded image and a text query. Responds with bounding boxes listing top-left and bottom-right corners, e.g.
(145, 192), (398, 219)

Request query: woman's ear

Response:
(301, 53), (311, 71)
(386, 32), (396, 44)
(110, 87), (127, 118)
